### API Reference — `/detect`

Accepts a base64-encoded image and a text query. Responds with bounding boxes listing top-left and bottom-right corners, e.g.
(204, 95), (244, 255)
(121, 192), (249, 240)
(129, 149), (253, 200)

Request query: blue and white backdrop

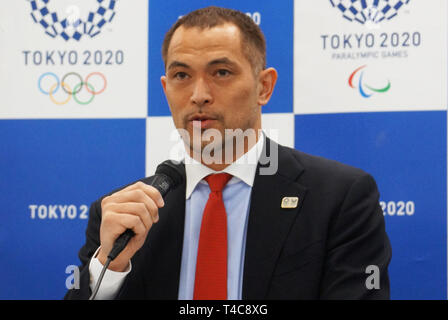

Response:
(0, 0), (446, 300)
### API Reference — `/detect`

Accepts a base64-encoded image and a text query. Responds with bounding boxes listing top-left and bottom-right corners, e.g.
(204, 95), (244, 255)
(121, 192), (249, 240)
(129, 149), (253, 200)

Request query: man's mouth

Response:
(188, 114), (217, 129)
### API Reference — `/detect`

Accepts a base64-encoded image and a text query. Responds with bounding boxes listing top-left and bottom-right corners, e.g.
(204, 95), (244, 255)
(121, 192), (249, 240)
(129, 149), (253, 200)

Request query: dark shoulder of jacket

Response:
(277, 142), (374, 185)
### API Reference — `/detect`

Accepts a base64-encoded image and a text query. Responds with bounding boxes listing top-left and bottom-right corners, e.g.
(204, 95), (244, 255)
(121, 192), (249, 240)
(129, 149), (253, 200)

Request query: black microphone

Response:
(89, 160), (184, 300)
(107, 160), (184, 261)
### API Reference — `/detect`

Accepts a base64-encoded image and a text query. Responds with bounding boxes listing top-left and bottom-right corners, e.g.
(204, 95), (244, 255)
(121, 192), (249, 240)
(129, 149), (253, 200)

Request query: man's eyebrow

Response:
(167, 61), (190, 70)
(207, 57), (237, 67)
(167, 58), (238, 71)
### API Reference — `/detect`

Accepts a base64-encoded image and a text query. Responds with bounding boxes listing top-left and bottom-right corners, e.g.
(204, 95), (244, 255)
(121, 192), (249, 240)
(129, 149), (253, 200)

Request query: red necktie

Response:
(193, 173), (232, 300)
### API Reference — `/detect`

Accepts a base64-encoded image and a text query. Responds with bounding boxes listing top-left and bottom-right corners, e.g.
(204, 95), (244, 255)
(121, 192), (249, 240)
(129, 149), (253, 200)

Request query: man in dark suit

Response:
(65, 6), (391, 300)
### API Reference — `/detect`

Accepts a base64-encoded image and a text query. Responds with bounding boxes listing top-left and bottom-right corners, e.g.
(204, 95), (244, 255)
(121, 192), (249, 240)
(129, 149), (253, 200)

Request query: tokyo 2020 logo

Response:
(29, 0), (117, 41)
(329, 0), (410, 25)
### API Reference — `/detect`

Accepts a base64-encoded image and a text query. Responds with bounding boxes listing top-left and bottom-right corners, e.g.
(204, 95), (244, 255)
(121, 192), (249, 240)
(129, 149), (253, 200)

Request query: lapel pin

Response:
(281, 197), (299, 209)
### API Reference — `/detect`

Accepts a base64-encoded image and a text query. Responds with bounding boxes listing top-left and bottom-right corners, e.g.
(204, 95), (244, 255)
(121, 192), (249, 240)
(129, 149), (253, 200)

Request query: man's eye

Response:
(174, 72), (189, 80)
(216, 69), (231, 77)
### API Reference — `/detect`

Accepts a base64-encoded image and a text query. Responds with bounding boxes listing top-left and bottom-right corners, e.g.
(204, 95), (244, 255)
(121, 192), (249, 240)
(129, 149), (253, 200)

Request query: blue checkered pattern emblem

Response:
(29, 0), (117, 41)
(329, 0), (410, 24)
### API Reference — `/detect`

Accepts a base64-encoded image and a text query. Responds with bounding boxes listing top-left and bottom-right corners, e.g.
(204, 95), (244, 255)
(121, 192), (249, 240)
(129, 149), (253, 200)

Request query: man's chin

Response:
(183, 139), (228, 163)
(186, 140), (224, 153)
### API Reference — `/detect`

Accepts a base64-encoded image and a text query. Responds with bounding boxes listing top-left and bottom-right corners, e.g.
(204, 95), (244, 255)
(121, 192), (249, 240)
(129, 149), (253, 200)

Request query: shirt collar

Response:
(184, 132), (265, 199)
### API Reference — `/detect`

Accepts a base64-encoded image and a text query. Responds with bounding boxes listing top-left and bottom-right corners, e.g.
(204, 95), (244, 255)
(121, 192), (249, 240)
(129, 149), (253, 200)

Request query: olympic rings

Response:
(38, 72), (59, 95)
(37, 72), (107, 105)
(73, 82), (96, 105)
(61, 72), (83, 95)
(85, 72), (107, 95)
(49, 82), (72, 105)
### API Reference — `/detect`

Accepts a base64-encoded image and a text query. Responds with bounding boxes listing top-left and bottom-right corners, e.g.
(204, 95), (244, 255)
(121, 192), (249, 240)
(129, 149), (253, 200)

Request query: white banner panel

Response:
(294, 0), (447, 114)
(0, 0), (148, 118)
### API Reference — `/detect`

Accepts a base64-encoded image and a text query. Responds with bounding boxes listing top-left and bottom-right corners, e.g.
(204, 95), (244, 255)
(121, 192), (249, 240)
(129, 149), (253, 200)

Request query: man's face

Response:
(161, 23), (275, 160)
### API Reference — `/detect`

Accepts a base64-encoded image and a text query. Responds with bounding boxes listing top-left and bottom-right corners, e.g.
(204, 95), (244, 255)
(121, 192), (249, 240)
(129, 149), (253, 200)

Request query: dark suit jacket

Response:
(65, 138), (391, 300)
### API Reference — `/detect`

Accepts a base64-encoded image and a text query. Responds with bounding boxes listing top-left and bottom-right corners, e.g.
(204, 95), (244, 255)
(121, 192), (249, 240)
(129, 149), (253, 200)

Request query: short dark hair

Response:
(162, 6), (266, 74)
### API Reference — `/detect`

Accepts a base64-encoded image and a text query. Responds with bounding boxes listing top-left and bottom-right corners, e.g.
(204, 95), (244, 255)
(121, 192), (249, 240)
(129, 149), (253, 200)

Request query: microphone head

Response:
(155, 160), (185, 188)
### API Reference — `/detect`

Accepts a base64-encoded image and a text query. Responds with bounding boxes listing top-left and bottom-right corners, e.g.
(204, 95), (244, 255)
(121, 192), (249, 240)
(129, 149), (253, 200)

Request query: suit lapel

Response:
(242, 138), (308, 299)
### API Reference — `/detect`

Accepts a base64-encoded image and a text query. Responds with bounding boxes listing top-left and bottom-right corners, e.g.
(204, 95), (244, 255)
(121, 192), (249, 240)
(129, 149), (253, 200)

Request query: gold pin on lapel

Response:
(281, 197), (299, 209)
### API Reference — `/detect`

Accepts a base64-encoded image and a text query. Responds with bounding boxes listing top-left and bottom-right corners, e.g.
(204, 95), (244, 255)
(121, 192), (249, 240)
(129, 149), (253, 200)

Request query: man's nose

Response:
(190, 77), (213, 107)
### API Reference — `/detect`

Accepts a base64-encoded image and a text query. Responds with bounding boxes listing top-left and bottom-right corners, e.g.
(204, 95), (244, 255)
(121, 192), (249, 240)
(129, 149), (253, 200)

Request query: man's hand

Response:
(97, 181), (165, 272)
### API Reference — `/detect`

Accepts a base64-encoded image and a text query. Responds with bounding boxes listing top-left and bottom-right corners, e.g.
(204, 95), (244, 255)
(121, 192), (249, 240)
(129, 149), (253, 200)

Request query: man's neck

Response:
(186, 130), (263, 171)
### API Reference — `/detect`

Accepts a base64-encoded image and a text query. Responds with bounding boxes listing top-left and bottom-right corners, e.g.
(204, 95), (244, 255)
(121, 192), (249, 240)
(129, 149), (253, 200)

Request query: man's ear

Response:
(257, 67), (278, 106)
(161, 75), (167, 93)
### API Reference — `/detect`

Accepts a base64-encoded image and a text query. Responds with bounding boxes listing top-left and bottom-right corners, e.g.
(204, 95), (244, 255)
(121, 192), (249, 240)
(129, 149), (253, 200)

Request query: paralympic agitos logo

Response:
(348, 65), (391, 98)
